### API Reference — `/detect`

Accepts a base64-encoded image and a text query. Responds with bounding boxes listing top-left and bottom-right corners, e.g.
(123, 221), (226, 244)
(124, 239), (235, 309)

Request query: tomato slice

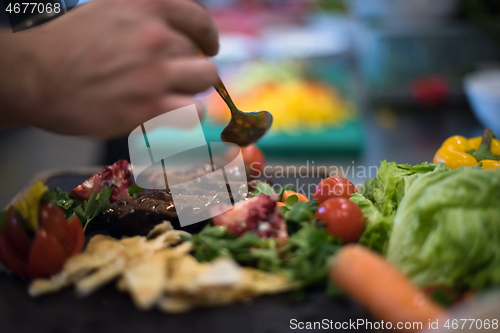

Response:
(39, 202), (69, 244)
(0, 230), (28, 276)
(61, 216), (84, 257)
(5, 206), (31, 261)
(28, 229), (66, 278)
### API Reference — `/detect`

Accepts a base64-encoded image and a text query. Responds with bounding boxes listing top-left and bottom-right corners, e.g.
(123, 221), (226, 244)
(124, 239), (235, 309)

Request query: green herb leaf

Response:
(280, 206), (288, 217)
(54, 187), (75, 208)
(281, 224), (341, 286)
(284, 201), (316, 223)
(285, 195), (298, 208)
(56, 198), (74, 210)
(279, 199), (319, 235)
(43, 187), (81, 219)
(73, 206), (86, 227)
(84, 190), (98, 218)
(41, 191), (56, 203)
(250, 182), (275, 197)
(127, 183), (144, 197)
(69, 185), (113, 231)
(276, 184), (295, 201)
(188, 221), (340, 291)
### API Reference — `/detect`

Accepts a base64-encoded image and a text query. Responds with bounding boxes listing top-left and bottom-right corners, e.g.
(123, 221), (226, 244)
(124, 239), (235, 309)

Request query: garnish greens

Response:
(185, 224), (340, 288)
(73, 186), (112, 231)
(42, 183), (144, 232)
(249, 182), (295, 201)
(183, 184), (340, 290)
(127, 184), (144, 197)
(43, 186), (112, 231)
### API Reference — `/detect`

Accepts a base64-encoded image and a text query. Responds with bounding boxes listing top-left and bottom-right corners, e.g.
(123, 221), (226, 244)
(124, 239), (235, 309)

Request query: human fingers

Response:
(163, 57), (218, 94)
(154, 0), (219, 56)
(160, 29), (198, 58)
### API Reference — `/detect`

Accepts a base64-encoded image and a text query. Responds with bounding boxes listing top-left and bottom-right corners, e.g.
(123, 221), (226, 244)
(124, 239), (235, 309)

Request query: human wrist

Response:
(0, 29), (43, 128)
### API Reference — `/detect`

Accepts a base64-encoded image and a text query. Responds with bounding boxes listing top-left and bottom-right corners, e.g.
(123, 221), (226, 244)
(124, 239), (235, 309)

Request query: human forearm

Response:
(0, 0), (219, 138)
(0, 28), (41, 129)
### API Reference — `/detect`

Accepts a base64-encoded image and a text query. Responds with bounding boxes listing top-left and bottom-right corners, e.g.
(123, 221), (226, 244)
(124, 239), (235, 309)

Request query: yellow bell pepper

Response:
(14, 180), (48, 231)
(481, 159), (500, 169)
(433, 129), (500, 169)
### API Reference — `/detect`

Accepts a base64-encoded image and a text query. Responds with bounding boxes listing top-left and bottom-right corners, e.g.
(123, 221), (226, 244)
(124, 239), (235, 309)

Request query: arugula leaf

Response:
(249, 182), (275, 197)
(186, 183), (337, 292)
(281, 199), (319, 234)
(282, 225), (341, 286)
(249, 182), (296, 199)
(188, 221), (340, 290)
(186, 226), (261, 263)
(285, 201), (317, 222)
(248, 245), (281, 271)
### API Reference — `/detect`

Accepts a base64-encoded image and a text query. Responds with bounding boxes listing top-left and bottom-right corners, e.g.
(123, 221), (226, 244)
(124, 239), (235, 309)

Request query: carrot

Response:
(281, 190), (309, 203)
(276, 202), (286, 207)
(330, 245), (444, 332)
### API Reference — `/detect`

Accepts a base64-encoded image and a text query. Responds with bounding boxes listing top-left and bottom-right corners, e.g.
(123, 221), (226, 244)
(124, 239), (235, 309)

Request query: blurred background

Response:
(1, 0), (500, 206)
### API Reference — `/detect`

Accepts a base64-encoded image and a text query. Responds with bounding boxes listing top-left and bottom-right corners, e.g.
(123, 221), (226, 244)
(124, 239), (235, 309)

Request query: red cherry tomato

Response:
(28, 229), (67, 278)
(411, 76), (448, 106)
(242, 145), (265, 175)
(39, 202), (69, 244)
(315, 197), (364, 244)
(313, 177), (357, 204)
(61, 216), (84, 257)
(228, 144), (265, 177)
(6, 207), (31, 261)
(0, 230), (28, 276)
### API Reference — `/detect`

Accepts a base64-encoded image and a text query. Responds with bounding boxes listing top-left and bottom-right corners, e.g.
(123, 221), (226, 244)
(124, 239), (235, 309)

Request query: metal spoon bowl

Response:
(214, 77), (273, 147)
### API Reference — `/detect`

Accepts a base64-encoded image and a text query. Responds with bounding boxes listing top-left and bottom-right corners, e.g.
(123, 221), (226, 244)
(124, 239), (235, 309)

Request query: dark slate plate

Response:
(0, 173), (372, 333)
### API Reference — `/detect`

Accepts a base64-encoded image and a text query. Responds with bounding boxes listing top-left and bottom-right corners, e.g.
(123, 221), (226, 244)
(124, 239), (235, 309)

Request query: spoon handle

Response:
(213, 76), (239, 116)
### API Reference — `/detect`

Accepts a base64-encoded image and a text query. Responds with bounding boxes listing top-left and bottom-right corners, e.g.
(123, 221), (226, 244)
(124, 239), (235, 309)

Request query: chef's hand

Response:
(0, 0), (218, 138)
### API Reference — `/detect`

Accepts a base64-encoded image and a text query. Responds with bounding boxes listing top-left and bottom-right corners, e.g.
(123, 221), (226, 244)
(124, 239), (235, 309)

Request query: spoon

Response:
(214, 76), (273, 147)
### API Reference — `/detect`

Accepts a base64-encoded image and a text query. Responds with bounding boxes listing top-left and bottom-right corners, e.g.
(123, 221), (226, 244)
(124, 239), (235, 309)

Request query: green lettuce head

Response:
(387, 165), (500, 291)
(352, 161), (437, 255)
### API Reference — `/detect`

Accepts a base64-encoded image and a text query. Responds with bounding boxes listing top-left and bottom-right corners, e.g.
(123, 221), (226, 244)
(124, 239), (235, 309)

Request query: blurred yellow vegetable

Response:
(207, 81), (352, 132)
(14, 180), (48, 231)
